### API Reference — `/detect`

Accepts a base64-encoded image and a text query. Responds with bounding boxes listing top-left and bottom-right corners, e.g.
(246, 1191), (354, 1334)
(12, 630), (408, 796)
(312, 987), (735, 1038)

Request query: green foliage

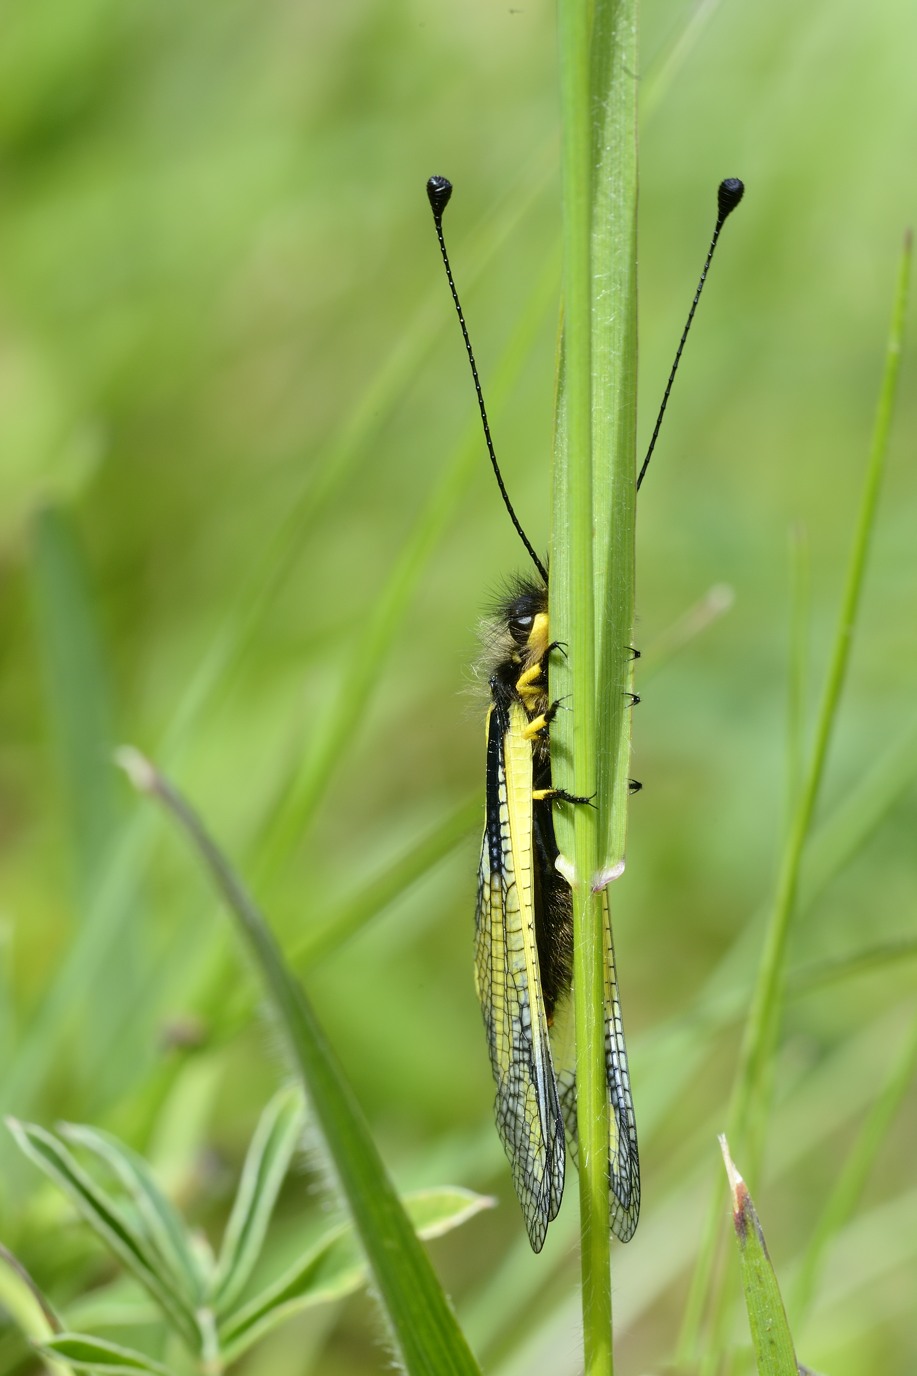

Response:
(7, 1094), (489, 1372)
(2, 0), (917, 1372)
(9, 1117), (201, 1351)
(40, 1335), (171, 1376)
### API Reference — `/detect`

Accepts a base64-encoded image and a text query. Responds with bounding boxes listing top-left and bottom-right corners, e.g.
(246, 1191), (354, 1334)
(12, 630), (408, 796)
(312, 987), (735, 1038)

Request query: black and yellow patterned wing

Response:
(550, 890), (640, 1242)
(475, 696), (566, 1252)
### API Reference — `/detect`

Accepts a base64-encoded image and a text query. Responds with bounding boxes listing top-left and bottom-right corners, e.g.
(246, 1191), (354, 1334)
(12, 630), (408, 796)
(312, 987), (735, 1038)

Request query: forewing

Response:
(552, 888), (640, 1243)
(475, 700), (565, 1252)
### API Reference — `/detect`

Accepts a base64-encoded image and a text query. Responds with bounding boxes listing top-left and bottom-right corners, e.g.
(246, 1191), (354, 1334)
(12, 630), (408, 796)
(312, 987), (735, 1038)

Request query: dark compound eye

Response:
(508, 613), (534, 644)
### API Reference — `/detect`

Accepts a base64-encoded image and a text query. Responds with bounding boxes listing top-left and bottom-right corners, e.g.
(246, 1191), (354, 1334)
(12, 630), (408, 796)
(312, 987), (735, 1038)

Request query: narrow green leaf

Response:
(554, 0), (637, 1371)
(732, 230), (912, 1173)
(117, 750), (481, 1376)
(7, 1120), (199, 1351)
(720, 1137), (798, 1376)
(399, 1186), (493, 1240)
(682, 227), (913, 1362)
(211, 1084), (306, 1312)
(219, 1187), (493, 1363)
(64, 1275), (161, 1333)
(589, 0), (638, 880)
(38, 1333), (171, 1375)
(59, 1123), (203, 1304)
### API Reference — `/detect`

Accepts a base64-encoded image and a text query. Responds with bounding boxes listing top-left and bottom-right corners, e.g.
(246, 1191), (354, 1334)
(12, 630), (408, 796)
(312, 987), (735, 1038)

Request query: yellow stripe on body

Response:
(499, 701), (563, 1226)
(474, 699), (564, 1250)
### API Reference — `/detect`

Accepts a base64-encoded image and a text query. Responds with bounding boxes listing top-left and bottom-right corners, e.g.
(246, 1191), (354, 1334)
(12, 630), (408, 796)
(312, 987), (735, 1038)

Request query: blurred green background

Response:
(2, 0), (916, 1371)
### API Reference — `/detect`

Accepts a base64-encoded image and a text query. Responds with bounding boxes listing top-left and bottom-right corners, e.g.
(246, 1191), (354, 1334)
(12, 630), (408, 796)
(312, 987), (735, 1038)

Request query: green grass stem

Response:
(731, 230), (912, 1172)
(680, 229), (913, 1365)
(556, 0), (607, 1364)
(554, 0), (636, 1369)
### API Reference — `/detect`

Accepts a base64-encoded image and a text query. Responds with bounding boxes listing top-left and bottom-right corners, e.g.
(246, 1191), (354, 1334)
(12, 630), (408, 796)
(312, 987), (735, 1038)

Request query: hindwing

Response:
(548, 892), (640, 1243)
(475, 695), (565, 1252)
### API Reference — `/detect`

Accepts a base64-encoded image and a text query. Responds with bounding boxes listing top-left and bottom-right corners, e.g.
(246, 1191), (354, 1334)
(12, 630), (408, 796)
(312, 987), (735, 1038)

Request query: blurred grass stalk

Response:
(553, 0), (637, 1370)
(681, 229), (913, 1364)
(118, 749), (482, 1376)
(3, 160), (560, 1137)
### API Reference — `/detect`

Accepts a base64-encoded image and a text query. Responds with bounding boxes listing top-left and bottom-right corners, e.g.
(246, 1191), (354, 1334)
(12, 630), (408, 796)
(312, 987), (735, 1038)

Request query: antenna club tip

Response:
(717, 178), (745, 219)
(426, 175), (453, 217)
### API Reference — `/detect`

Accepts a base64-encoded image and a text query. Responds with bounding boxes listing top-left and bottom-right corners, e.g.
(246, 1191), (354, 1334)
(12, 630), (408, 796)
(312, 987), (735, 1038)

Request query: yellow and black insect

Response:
(426, 172), (743, 1251)
(474, 574), (639, 1249)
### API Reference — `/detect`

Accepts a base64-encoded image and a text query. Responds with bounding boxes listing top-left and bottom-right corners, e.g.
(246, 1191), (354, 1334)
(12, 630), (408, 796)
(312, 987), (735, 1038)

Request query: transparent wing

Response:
(475, 701), (565, 1252)
(552, 888), (640, 1243)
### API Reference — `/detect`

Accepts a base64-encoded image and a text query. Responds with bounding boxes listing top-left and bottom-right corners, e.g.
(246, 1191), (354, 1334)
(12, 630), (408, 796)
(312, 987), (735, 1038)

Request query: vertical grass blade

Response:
(589, 0), (638, 881)
(680, 229), (913, 1362)
(553, 0), (637, 1370)
(117, 750), (481, 1376)
(720, 1137), (798, 1376)
(730, 228), (912, 1174)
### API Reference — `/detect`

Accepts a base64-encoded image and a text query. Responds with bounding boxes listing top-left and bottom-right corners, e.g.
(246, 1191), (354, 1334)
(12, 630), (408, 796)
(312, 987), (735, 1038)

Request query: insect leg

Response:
(521, 695), (570, 740)
(532, 786), (594, 806)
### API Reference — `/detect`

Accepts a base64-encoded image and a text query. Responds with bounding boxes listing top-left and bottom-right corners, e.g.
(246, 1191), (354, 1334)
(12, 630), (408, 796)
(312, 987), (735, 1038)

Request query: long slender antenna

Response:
(637, 177), (745, 492)
(426, 175), (548, 584)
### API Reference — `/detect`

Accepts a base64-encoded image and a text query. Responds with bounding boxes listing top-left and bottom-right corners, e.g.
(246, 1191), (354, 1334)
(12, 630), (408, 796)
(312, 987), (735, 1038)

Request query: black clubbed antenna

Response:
(637, 177), (745, 492)
(426, 175), (548, 584)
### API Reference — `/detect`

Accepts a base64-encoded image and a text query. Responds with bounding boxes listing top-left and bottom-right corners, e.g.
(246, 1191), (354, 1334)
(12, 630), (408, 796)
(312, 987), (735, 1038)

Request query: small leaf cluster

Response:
(6, 1089), (489, 1374)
